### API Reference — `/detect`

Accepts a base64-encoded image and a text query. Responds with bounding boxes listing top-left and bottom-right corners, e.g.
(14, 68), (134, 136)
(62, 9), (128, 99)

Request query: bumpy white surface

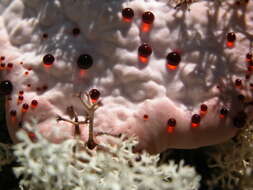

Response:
(13, 129), (201, 190)
(0, 0), (253, 153)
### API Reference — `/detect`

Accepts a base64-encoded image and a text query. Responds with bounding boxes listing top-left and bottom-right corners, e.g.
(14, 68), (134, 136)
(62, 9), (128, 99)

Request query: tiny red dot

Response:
(143, 114), (149, 120)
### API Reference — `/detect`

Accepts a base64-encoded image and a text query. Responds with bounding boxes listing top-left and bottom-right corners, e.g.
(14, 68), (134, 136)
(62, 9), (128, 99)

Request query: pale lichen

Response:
(13, 125), (201, 190)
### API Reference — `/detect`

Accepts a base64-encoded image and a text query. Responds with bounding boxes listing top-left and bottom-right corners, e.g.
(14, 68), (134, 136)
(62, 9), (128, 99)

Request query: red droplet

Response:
(31, 99), (38, 108)
(246, 52), (252, 63)
(143, 114), (149, 120)
(250, 83), (253, 89)
(20, 62), (23, 65)
(22, 103), (29, 112)
(226, 32), (236, 48)
(36, 87), (41, 91)
(19, 90), (24, 95)
(200, 104), (208, 116)
(191, 114), (201, 128)
(7, 63), (13, 70)
(220, 107), (228, 118)
(72, 28), (80, 36)
(17, 95), (24, 104)
(141, 11), (154, 32)
(248, 60), (253, 71)
(27, 84), (31, 87)
(138, 43), (152, 63)
(167, 118), (176, 133)
(42, 85), (48, 90)
(122, 8), (134, 22)
(42, 33), (48, 39)
(0, 56), (5, 61)
(166, 52), (181, 70)
(10, 110), (17, 122)
(24, 71), (29, 76)
(0, 63), (5, 70)
(235, 79), (242, 88)
(89, 89), (100, 102)
(43, 54), (55, 68)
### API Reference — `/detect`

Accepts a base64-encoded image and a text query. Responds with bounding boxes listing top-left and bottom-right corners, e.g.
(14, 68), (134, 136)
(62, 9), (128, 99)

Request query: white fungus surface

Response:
(0, 0), (253, 153)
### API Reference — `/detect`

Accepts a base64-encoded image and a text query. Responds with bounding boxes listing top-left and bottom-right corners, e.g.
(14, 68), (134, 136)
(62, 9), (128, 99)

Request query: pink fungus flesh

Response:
(0, 0), (253, 154)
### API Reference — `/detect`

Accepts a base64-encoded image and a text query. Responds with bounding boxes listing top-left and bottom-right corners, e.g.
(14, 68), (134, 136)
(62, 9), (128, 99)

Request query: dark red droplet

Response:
(43, 54), (55, 67)
(42, 85), (48, 90)
(0, 56), (5, 61)
(246, 52), (252, 62)
(220, 107), (228, 118)
(122, 8), (134, 22)
(10, 110), (16, 117)
(226, 32), (236, 48)
(227, 32), (236, 42)
(142, 11), (155, 24)
(31, 99), (38, 108)
(89, 89), (100, 102)
(19, 90), (24, 95)
(200, 104), (208, 115)
(18, 95), (24, 103)
(7, 63), (13, 70)
(77, 54), (93, 69)
(191, 114), (201, 127)
(72, 28), (80, 36)
(166, 51), (181, 70)
(42, 33), (48, 39)
(143, 114), (149, 120)
(138, 43), (152, 62)
(0, 80), (13, 95)
(22, 103), (29, 112)
(167, 118), (176, 133)
(0, 63), (5, 70)
(235, 79), (242, 88)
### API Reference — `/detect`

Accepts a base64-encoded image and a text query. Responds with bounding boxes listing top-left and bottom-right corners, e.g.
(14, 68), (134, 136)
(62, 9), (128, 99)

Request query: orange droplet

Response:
(139, 55), (149, 63)
(79, 69), (87, 77)
(226, 41), (234, 48)
(167, 126), (175, 133)
(141, 23), (152, 32)
(167, 64), (177, 70)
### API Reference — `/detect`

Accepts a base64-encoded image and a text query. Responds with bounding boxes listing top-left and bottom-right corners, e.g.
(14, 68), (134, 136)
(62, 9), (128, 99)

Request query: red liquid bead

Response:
(27, 84), (31, 87)
(43, 54), (55, 68)
(0, 63), (5, 70)
(0, 56), (5, 61)
(143, 114), (149, 120)
(250, 83), (253, 89)
(141, 11), (154, 32)
(31, 99), (38, 108)
(24, 71), (29, 75)
(235, 79), (242, 88)
(191, 114), (201, 128)
(166, 52), (181, 70)
(220, 107), (228, 118)
(138, 43), (152, 63)
(42, 85), (48, 90)
(246, 53), (252, 63)
(10, 110), (17, 122)
(19, 90), (24, 95)
(42, 33), (48, 39)
(72, 28), (80, 36)
(7, 63), (13, 70)
(122, 8), (134, 22)
(200, 104), (208, 116)
(248, 60), (253, 71)
(17, 95), (24, 104)
(89, 89), (100, 102)
(167, 118), (176, 133)
(22, 103), (29, 112)
(226, 32), (236, 48)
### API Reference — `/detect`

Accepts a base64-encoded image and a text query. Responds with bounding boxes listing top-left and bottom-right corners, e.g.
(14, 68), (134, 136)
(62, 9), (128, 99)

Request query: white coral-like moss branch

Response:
(13, 126), (201, 190)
